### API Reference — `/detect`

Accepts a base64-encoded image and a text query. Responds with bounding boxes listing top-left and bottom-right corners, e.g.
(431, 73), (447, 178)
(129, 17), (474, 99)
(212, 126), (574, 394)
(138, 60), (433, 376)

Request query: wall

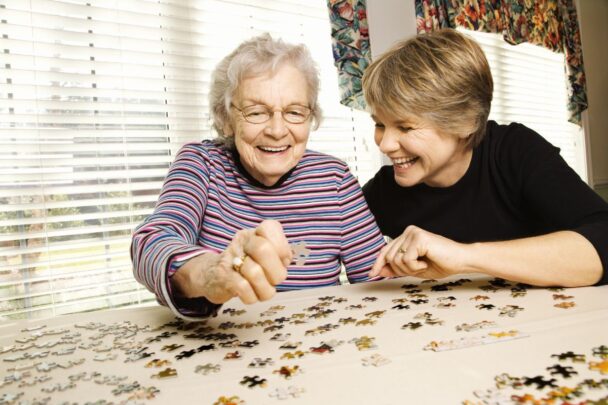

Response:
(367, 0), (417, 58)
(577, 0), (608, 201)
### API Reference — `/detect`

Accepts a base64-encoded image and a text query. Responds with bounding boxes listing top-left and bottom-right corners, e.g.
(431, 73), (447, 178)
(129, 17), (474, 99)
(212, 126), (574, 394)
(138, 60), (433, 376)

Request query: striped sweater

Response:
(131, 140), (386, 319)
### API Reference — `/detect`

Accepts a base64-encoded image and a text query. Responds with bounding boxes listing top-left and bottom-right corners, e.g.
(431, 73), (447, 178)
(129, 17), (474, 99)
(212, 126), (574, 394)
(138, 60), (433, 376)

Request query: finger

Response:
(237, 256), (277, 301)
(404, 258), (428, 272)
(231, 277), (259, 305)
(376, 264), (398, 278)
(255, 220), (292, 266)
(370, 246), (390, 277)
(244, 234), (288, 286)
(383, 238), (405, 264)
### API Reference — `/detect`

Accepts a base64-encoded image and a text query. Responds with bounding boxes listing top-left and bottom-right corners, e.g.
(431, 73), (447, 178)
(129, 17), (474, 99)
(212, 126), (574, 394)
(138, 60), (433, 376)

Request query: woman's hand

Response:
(370, 225), (470, 280)
(172, 220), (293, 305)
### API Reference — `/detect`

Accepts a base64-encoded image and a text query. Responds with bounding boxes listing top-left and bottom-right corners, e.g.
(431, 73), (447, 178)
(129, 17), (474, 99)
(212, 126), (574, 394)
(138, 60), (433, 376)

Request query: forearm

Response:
(170, 252), (220, 300)
(464, 231), (603, 287)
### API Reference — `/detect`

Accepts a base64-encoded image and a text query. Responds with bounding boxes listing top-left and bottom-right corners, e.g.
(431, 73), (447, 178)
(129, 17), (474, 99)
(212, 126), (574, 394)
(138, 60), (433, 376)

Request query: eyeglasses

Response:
(231, 104), (312, 125)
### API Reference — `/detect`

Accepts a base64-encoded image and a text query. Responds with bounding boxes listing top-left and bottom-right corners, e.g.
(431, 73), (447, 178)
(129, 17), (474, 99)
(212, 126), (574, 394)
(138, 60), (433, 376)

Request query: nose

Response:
(264, 111), (289, 138)
(376, 127), (400, 154)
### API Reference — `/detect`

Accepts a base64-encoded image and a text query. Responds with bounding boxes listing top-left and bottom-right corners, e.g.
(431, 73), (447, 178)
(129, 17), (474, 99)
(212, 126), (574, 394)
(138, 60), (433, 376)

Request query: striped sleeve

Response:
(338, 168), (386, 283)
(131, 144), (219, 319)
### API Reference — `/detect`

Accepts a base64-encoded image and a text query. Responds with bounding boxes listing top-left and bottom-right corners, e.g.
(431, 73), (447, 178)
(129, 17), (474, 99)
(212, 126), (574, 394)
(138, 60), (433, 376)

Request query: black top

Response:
(363, 121), (608, 285)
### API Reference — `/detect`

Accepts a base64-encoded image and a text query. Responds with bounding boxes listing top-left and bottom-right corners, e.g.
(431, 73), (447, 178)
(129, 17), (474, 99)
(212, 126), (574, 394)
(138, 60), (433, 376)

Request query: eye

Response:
(398, 126), (413, 133)
(243, 106), (269, 118)
(374, 122), (385, 129)
(285, 109), (305, 118)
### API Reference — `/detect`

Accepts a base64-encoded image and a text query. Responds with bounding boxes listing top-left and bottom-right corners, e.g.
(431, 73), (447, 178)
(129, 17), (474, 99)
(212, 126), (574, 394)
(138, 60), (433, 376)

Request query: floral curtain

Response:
(326, 0), (371, 110)
(415, 0), (587, 125)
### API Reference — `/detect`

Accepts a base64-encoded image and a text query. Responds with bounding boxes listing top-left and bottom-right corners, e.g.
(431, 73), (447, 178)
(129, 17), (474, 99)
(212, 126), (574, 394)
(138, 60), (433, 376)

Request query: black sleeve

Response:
(499, 123), (608, 285)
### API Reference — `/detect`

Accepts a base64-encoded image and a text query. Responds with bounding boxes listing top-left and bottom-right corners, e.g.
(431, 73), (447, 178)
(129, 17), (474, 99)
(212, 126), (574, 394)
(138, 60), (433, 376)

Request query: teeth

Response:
(393, 157), (417, 165)
(259, 146), (288, 152)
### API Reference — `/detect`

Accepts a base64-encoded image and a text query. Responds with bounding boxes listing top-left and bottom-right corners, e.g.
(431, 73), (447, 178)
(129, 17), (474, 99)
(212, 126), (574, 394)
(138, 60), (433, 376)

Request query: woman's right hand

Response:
(171, 220), (293, 305)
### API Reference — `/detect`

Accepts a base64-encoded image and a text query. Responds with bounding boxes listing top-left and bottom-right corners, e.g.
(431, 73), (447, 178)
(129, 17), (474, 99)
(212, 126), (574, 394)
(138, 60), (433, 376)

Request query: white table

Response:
(1, 276), (607, 404)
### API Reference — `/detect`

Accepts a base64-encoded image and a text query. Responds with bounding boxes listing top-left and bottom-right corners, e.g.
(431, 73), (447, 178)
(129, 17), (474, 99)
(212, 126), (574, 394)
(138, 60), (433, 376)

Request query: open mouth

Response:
(258, 145), (290, 154)
(392, 156), (419, 168)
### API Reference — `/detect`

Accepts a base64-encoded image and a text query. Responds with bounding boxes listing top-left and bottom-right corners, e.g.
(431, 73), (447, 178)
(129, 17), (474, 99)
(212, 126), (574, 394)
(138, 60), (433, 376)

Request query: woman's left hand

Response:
(370, 225), (471, 280)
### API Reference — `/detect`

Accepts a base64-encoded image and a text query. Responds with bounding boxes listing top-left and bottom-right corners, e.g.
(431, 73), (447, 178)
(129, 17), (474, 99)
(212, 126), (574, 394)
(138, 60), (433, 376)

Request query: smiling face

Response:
(372, 109), (472, 188)
(226, 64), (312, 186)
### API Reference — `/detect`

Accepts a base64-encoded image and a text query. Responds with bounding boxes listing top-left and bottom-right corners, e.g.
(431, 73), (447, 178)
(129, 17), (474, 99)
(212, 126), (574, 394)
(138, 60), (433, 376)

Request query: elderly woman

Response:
(131, 34), (385, 319)
(362, 28), (608, 287)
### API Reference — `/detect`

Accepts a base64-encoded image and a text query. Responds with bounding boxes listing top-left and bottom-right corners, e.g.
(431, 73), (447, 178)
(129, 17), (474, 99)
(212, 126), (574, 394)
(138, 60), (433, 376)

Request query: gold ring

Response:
(398, 247), (407, 254)
(232, 255), (247, 274)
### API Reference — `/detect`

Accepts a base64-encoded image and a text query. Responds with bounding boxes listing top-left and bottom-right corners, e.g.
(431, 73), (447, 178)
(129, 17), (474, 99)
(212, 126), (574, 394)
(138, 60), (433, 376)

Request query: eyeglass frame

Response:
(230, 103), (312, 125)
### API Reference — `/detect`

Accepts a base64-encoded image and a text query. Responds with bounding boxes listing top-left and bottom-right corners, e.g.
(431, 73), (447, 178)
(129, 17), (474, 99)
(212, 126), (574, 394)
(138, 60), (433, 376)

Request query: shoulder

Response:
(485, 121), (559, 155)
(174, 140), (235, 169)
(177, 140), (230, 159)
(363, 165), (396, 195)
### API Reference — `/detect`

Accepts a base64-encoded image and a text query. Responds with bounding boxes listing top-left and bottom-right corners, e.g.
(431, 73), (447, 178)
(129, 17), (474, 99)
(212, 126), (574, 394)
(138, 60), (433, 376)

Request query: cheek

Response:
(373, 130), (383, 146)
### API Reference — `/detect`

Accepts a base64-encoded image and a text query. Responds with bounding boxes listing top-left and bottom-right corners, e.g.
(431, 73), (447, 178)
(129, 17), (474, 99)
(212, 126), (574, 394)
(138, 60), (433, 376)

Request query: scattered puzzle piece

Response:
(269, 386), (306, 400)
(151, 367), (177, 379)
(361, 353), (390, 367)
(240, 375), (267, 388)
(589, 360), (608, 375)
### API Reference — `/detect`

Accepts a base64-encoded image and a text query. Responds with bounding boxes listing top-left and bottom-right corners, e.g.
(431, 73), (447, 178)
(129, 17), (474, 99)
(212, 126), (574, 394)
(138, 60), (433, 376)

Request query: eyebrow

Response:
(241, 99), (308, 107)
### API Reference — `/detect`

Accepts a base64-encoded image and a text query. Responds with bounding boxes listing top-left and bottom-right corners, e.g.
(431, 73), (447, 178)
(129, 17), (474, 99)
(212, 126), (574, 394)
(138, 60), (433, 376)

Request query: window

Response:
(460, 29), (587, 180)
(0, 0), (380, 320)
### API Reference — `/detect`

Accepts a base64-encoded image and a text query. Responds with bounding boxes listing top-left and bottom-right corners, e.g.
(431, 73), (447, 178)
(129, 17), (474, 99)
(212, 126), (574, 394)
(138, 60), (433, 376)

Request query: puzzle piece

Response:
(523, 375), (557, 389)
(279, 342), (302, 350)
(213, 395), (245, 405)
(281, 351), (306, 359)
(151, 367), (177, 379)
(589, 360), (608, 375)
(273, 365), (302, 379)
(494, 373), (524, 390)
(593, 345), (608, 359)
(547, 364), (578, 378)
(240, 375), (267, 388)
(145, 359), (172, 368)
(361, 353), (390, 367)
(290, 241), (310, 266)
(224, 351), (242, 360)
(349, 336), (377, 351)
(175, 349), (197, 360)
(270, 333), (291, 341)
(248, 358), (274, 368)
(269, 386), (306, 400)
(355, 318), (376, 326)
(554, 302), (576, 309)
(195, 363), (221, 375)
(365, 310), (386, 319)
(239, 340), (259, 348)
(551, 351), (586, 363)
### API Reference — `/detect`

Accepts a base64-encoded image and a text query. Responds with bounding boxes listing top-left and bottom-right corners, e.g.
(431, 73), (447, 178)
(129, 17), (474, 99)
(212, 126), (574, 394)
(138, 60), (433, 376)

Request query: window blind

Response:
(0, 0), (380, 320)
(459, 29), (587, 180)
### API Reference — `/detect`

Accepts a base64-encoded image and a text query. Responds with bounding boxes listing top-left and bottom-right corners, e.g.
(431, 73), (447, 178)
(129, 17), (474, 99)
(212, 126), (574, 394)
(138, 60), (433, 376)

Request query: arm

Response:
(338, 169), (386, 283)
(371, 124), (608, 287)
(371, 226), (602, 287)
(132, 145), (292, 318)
(170, 220), (292, 305)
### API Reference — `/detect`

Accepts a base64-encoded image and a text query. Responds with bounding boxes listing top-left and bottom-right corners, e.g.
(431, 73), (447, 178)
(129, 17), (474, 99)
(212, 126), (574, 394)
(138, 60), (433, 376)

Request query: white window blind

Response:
(0, 0), (380, 320)
(459, 29), (587, 180)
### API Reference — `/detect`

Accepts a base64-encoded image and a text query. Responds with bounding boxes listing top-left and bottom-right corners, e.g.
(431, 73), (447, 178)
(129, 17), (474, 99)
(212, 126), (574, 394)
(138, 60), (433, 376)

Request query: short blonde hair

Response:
(209, 33), (322, 147)
(362, 29), (493, 148)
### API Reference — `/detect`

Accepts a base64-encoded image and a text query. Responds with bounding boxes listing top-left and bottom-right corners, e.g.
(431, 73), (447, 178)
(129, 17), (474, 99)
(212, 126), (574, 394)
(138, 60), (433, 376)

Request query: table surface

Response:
(1, 276), (607, 404)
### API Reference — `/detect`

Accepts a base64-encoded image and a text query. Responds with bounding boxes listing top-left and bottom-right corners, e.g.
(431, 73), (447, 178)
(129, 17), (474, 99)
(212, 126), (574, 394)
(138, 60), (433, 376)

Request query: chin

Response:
(394, 175), (419, 188)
